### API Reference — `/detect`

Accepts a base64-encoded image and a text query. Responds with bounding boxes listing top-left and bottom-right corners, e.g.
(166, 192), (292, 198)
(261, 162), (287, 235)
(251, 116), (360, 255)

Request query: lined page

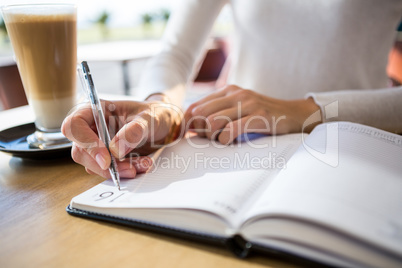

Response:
(71, 134), (302, 223)
(244, 122), (402, 256)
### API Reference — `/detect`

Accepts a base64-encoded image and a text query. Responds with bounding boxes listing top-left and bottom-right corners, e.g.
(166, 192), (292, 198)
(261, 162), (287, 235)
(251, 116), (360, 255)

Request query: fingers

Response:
(186, 98), (230, 136)
(185, 86), (283, 144)
(185, 85), (257, 140)
(72, 143), (112, 177)
(74, 143), (153, 179)
(204, 107), (245, 140)
(192, 99), (234, 133)
(185, 85), (241, 134)
(109, 111), (150, 159)
(187, 86), (233, 112)
(64, 100), (163, 180)
(109, 102), (183, 158)
(62, 105), (111, 169)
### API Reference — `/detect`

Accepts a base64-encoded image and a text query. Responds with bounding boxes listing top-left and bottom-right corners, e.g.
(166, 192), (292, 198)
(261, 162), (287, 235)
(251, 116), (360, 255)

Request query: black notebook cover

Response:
(66, 205), (333, 268)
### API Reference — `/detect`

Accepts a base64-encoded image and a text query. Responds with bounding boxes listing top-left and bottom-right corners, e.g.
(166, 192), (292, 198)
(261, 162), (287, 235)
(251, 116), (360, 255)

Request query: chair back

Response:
(0, 57), (28, 110)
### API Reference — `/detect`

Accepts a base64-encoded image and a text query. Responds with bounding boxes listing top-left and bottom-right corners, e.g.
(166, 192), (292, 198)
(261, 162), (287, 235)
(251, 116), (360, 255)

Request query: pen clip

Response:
(80, 62), (98, 104)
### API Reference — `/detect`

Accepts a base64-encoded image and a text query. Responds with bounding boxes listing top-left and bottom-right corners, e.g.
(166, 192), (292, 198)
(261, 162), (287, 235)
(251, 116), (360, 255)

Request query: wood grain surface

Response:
(0, 106), (304, 268)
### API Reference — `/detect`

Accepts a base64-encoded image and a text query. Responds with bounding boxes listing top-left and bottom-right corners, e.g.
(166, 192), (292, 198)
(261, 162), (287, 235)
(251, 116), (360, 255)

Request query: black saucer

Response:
(0, 123), (72, 160)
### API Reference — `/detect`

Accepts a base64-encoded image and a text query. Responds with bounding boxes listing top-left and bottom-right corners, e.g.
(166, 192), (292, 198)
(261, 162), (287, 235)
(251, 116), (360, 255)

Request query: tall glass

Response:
(2, 4), (77, 149)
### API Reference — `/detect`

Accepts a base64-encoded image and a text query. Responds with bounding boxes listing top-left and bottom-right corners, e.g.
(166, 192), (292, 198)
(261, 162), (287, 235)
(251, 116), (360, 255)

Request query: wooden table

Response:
(0, 106), (302, 268)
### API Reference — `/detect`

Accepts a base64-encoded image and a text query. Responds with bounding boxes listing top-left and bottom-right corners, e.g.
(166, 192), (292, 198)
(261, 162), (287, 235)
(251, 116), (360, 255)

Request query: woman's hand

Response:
(62, 98), (183, 179)
(184, 85), (321, 144)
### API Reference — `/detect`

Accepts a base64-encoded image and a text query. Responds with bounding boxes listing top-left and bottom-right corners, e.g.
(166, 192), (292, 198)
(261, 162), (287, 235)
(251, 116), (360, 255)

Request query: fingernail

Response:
(95, 153), (107, 170)
(110, 142), (124, 159)
(119, 168), (136, 178)
(109, 141), (118, 156)
(110, 140), (127, 159)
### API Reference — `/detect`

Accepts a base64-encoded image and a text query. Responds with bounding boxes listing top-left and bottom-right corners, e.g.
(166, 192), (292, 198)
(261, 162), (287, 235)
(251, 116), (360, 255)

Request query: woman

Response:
(62, 0), (402, 179)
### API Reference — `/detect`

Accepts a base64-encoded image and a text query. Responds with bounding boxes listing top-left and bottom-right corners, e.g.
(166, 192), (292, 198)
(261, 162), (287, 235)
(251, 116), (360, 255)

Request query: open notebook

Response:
(67, 122), (402, 268)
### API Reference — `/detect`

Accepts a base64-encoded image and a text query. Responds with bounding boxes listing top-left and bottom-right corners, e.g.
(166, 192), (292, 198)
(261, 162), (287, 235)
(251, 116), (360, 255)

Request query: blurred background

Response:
(0, 1), (400, 112)
(0, 0), (233, 110)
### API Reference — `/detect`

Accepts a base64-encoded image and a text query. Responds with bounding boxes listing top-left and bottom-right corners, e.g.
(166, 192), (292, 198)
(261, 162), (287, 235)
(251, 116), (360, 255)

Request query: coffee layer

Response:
(5, 13), (77, 100)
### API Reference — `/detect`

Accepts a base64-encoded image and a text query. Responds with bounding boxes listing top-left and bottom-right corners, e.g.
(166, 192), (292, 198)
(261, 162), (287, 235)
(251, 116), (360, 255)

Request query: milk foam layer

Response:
(30, 96), (76, 131)
(2, 4), (76, 21)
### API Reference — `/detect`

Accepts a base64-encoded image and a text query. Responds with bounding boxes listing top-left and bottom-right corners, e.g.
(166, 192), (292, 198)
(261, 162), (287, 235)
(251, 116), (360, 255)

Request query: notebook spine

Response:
(224, 235), (251, 258)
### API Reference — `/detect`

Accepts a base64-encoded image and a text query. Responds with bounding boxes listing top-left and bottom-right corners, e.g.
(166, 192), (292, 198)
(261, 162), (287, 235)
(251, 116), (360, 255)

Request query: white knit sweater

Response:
(139, 0), (402, 133)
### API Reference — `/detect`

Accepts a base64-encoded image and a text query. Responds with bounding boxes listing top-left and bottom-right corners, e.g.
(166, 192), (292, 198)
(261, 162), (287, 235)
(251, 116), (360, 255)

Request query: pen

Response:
(78, 61), (121, 191)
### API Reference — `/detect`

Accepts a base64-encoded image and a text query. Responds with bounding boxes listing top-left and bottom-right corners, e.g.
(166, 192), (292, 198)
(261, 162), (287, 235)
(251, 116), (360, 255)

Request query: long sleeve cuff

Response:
(306, 86), (402, 133)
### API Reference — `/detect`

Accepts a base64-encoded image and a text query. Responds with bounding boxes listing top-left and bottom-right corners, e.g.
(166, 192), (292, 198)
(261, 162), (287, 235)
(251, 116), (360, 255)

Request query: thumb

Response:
(109, 113), (149, 159)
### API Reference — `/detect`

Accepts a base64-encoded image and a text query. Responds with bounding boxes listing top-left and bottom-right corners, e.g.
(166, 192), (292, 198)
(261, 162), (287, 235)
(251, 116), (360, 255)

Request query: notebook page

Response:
(71, 134), (302, 224)
(243, 122), (402, 256)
